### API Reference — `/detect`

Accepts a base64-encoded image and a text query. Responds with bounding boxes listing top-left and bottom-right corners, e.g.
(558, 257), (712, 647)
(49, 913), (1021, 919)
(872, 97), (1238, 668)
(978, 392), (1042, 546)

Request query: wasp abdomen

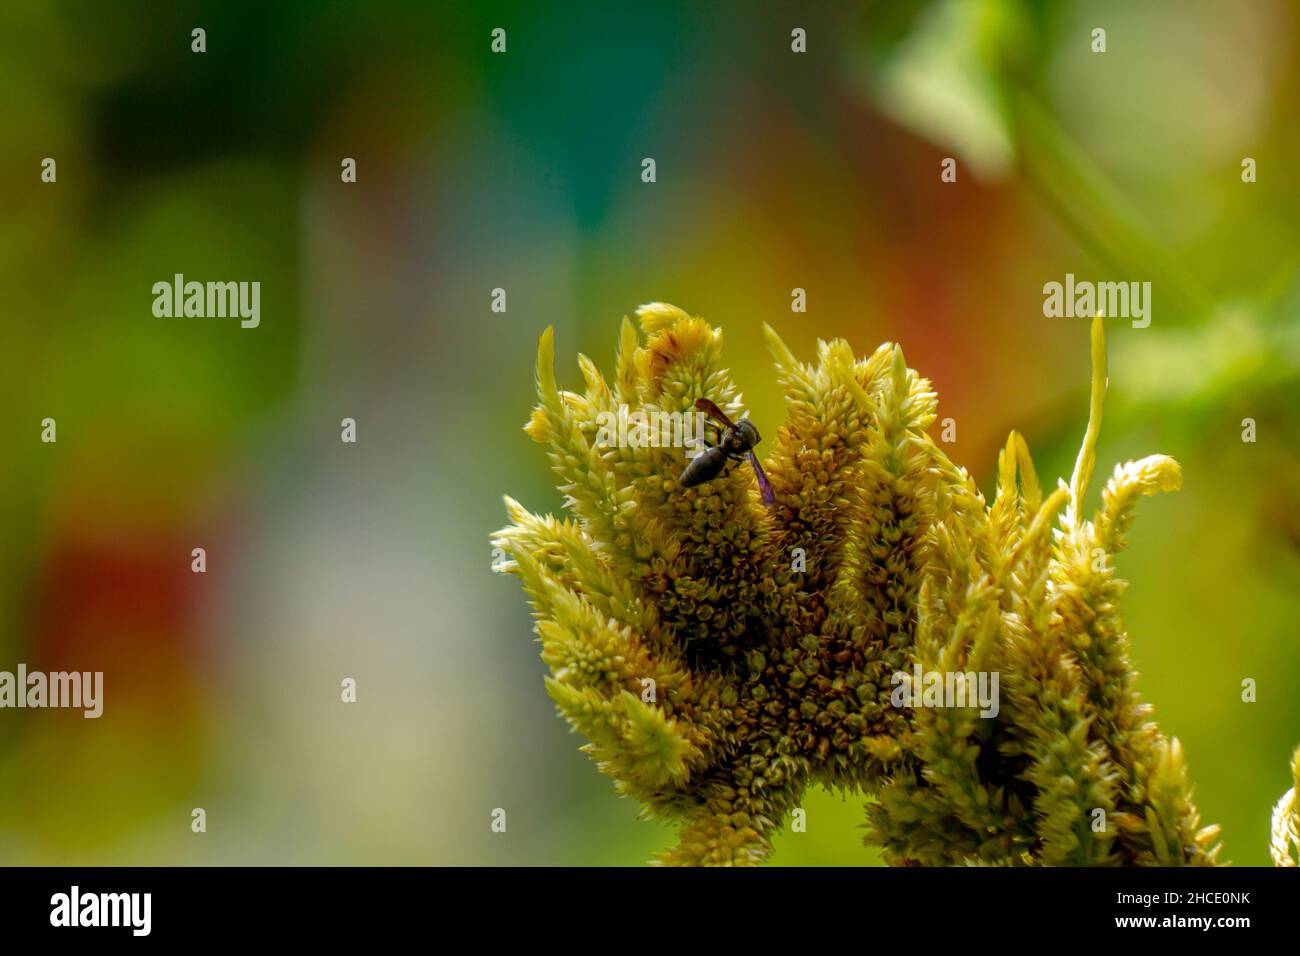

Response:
(679, 447), (727, 488)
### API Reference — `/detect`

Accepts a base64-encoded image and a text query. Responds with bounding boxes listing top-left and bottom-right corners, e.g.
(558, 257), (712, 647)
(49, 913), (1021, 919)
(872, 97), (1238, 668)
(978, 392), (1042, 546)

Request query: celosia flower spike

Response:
(496, 304), (1282, 867)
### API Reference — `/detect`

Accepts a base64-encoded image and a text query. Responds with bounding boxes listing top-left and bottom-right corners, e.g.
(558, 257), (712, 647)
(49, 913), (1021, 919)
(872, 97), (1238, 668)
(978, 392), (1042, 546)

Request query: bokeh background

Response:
(1, 0), (1297, 865)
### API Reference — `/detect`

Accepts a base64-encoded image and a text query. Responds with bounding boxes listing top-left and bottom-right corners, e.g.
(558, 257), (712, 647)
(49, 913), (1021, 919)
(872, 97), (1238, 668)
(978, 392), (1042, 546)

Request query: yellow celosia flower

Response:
(496, 303), (1287, 867)
(1270, 746), (1300, 866)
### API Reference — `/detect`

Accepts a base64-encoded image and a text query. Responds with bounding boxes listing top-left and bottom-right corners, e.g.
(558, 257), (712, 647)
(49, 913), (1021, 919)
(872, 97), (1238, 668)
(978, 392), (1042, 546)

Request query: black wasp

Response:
(678, 398), (776, 507)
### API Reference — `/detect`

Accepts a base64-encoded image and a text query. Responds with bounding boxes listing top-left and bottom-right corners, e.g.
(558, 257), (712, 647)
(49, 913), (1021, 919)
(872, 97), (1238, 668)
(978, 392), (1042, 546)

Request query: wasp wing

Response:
(694, 397), (736, 429)
(746, 452), (776, 507)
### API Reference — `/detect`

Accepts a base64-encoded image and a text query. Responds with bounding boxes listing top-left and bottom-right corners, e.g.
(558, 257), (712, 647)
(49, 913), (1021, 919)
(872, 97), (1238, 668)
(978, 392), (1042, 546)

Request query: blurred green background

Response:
(0, 0), (1297, 865)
